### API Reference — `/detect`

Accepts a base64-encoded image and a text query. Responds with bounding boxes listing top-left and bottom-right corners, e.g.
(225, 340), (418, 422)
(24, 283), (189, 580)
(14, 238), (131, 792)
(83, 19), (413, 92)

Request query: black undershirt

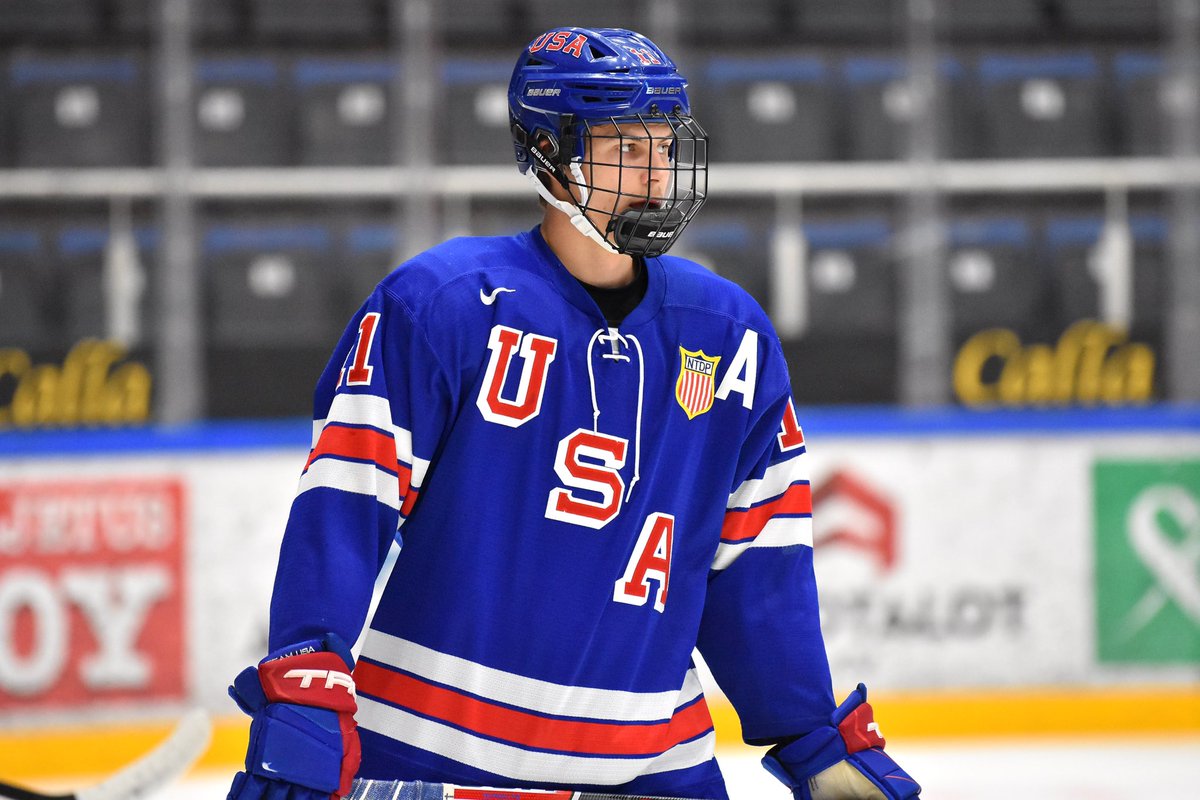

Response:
(578, 257), (649, 327)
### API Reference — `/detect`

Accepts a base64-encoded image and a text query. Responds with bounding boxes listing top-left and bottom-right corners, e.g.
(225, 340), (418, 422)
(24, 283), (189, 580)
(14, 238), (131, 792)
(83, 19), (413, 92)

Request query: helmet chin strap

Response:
(525, 164), (621, 255)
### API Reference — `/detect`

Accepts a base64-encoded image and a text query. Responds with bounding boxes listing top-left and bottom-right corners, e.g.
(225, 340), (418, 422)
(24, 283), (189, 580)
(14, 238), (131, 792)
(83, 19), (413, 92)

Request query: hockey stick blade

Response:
(0, 709), (212, 800)
(347, 778), (713, 800)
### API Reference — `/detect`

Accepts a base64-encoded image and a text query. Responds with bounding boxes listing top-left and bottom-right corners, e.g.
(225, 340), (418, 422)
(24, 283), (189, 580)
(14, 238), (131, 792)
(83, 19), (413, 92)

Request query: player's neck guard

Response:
(525, 168), (622, 255)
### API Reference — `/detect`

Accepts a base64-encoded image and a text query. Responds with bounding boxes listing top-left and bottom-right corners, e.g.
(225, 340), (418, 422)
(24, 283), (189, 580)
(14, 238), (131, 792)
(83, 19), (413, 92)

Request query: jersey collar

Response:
(526, 225), (666, 330)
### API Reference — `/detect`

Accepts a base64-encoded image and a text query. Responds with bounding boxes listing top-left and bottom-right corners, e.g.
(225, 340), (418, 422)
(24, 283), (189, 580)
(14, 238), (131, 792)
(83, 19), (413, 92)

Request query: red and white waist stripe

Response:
(354, 631), (716, 785)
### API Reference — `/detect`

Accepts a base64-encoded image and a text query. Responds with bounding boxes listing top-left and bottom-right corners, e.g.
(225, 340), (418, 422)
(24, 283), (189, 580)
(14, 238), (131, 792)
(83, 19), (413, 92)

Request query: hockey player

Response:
(226, 26), (920, 800)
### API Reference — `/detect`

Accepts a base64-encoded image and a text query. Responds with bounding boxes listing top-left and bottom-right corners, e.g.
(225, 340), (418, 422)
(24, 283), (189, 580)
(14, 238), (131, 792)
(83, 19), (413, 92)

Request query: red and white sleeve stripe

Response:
(713, 450), (813, 572)
(299, 392), (429, 520)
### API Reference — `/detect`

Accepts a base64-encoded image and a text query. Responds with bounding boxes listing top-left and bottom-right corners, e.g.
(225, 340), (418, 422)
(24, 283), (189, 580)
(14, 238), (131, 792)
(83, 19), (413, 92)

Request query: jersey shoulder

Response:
(374, 231), (539, 313)
(656, 252), (775, 335)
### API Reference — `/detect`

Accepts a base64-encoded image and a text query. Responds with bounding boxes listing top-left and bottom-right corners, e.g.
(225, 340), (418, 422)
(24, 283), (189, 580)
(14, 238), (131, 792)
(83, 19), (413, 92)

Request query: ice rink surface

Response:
(166, 737), (1200, 799)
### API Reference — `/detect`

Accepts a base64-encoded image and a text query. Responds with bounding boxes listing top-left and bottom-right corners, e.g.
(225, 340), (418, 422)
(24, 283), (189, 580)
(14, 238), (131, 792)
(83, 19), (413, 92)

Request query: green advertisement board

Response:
(1094, 460), (1200, 664)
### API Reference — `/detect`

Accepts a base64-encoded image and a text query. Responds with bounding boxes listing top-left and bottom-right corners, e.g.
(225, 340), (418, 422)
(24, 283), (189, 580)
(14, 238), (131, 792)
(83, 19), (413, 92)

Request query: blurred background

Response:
(0, 0), (1198, 797)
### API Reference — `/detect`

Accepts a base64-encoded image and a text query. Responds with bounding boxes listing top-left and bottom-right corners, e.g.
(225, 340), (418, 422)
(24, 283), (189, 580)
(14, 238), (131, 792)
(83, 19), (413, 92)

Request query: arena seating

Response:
(293, 55), (397, 165)
(202, 216), (341, 347)
(340, 217), (401, 310)
(9, 51), (150, 167)
(437, 0), (526, 43)
(699, 53), (837, 162)
(248, 0), (381, 45)
(465, 199), (540, 239)
(523, 0), (641, 35)
(0, 224), (55, 350)
(0, 0), (101, 43)
(683, 0), (782, 44)
(442, 57), (519, 164)
(933, 0), (1054, 40)
(1058, 0), (1164, 39)
(0, 0), (1180, 409)
(194, 54), (293, 166)
(782, 333), (899, 404)
(975, 50), (1107, 158)
(1113, 51), (1166, 156)
(945, 213), (1044, 339)
(54, 219), (159, 344)
(839, 52), (974, 160)
(1043, 210), (1168, 338)
(113, 0), (240, 43)
(801, 214), (896, 338)
(793, 0), (903, 42)
(672, 202), (773, 309)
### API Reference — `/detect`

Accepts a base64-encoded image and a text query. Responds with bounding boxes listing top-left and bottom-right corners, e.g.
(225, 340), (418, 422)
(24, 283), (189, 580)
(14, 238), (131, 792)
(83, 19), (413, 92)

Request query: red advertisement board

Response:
(0, 478), (186, 710)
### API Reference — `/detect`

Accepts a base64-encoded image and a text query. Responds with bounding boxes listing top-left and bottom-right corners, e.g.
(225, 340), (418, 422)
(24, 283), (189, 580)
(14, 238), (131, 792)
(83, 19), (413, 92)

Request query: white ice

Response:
(162, 737), (1200, 799)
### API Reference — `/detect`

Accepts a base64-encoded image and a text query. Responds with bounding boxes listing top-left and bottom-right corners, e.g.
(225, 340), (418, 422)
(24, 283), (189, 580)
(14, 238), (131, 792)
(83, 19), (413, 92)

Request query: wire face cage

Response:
(561, 110), (708, 258)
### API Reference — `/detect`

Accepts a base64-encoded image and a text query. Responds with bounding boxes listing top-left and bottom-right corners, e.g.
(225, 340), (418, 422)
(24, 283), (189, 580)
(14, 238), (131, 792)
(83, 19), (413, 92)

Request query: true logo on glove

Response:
(838, 702), (886, 754)
(283, 668), (356, 695)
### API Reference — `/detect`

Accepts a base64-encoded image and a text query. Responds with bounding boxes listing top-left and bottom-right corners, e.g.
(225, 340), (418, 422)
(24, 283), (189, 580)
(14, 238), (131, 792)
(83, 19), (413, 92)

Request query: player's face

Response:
(579, 121), (675, 224)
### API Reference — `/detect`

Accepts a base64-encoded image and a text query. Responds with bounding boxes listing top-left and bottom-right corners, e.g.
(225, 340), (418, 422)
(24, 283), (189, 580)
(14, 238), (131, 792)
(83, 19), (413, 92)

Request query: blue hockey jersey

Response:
(268, 227), (834, 800)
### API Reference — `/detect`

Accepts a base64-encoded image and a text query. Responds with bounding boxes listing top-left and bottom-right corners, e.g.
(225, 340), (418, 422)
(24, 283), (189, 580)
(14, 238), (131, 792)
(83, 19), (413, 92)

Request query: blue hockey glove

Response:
(762, 684), (920, 800)
(227, 633), (360, 800)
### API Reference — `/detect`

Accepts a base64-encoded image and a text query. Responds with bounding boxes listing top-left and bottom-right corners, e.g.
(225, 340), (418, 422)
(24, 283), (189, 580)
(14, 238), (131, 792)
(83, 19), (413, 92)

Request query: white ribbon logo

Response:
(1118, 485), (1200, 641)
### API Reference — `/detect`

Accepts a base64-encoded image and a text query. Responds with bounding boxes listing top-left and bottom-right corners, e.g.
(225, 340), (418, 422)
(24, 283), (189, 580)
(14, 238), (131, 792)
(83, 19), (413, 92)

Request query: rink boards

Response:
(1, 407), (1197, 779)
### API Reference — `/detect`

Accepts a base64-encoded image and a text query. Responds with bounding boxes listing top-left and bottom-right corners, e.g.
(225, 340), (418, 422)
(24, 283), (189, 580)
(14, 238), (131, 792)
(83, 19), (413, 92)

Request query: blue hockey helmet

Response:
(508, 27), (708, 257)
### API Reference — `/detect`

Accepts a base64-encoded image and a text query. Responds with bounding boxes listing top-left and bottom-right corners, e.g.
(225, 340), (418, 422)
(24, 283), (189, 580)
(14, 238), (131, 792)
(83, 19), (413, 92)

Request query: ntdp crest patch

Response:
(675, 347), (720, 420)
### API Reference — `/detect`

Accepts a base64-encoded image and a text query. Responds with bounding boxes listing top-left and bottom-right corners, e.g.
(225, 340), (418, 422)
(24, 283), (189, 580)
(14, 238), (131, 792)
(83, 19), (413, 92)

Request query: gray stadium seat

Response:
(194, 55), (293, 166)
(1114, 51), (1165, 156)
(975, 51), (1106, 158)
(114, 0), (239, 42)
(442, 57), (518, 164)
(56, 224), (110, 342)
(0, 0), (100, 43)
(524, 0), (641, 33)
(699, 54), (837, 162)
(294, 56), (397, 166)
(1126, 214), (1169, 337)
(782, 335), (899, 404)
(933, 0), (1052, 40)
(54, 220), (159, 345)
(0, 226), (55, 351)
(1058, 0), (1164, 39)
(341, 221), (401, 309)
(249, 0), (380, 44)
(802, 215), (895, 337)
(10, 52), (150, 167)
(0, 74), (10, 167)
(1044, 212), (1167, 339)
(464, 200), (539, 239)
(683, 0), (781, 43)
(205, 215), (344, 416)
(794, 0), (903, 42)
(946, 214), (1045, 339)
(672, 203), (772, 309)
(437, 0), (524, 41)
(840, 53), (973, 161)
(203, 219), (340, 347)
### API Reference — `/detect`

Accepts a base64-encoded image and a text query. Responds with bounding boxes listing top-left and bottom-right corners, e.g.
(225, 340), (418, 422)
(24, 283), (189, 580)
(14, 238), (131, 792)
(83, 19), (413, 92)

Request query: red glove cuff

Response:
(258, 650), (358, 716)
(838, 698), (886, 754)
